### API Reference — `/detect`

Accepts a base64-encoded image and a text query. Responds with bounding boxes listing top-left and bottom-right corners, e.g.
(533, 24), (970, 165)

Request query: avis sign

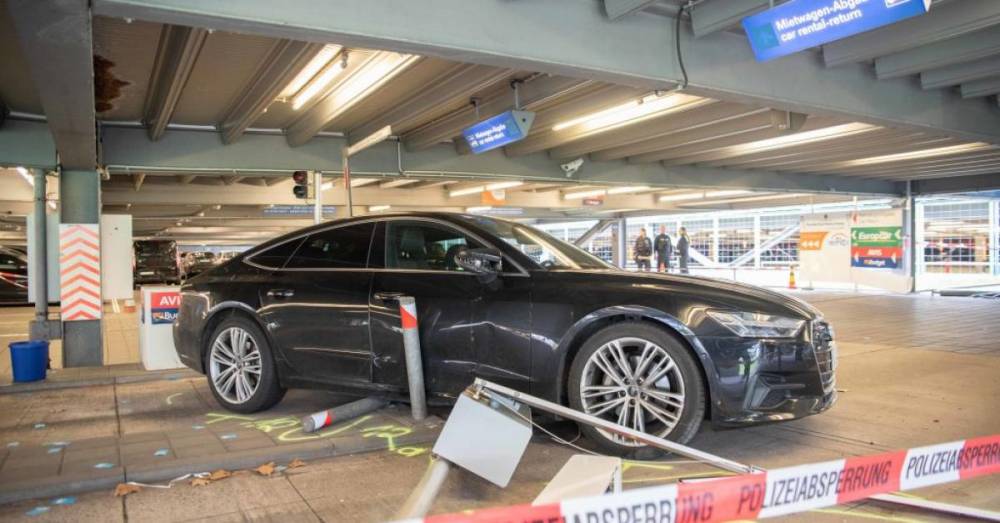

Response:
(150, 291), (180, 324)
(851, 226), (902, 269)
(743, 0), (932, 62)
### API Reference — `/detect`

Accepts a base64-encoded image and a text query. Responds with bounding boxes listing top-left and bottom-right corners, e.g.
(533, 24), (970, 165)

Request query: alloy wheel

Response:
(578, 336), (686, 446)
(209, 326), (262, 404)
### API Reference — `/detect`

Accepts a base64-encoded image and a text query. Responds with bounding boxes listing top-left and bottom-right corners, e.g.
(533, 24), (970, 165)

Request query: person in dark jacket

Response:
(677, 227), (690, 274)
(653, 225), (673, 273)
(633, 228), (652, 272)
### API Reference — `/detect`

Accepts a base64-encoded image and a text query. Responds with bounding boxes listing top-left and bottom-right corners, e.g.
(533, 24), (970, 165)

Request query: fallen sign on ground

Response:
(395, 434), (999, 522)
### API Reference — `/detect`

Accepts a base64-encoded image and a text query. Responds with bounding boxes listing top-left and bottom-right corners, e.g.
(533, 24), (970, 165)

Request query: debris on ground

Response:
(114, 483), (141, 497)
(208, 469), (231, 481)
(190, 477), (211, 487)
(288, 458), (307, 469)
(254, 462), (276, 476)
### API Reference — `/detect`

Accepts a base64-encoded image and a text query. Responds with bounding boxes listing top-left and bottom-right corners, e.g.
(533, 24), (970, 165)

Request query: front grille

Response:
(812, 320), (836, 391)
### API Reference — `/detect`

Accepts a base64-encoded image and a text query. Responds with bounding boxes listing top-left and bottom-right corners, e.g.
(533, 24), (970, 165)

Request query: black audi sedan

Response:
(174, 212), (836, 455)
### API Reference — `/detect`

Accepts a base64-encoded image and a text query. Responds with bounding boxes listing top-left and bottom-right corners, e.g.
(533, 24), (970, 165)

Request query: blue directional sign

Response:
(462, 110), (535, 154)
(263, 205), (336, 216)
(743, 0), (931, 62)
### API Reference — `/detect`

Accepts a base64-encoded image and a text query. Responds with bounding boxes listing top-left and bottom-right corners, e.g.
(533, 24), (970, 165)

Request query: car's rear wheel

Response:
(568, 322), (705, 458)
(205, 315), (285, 413)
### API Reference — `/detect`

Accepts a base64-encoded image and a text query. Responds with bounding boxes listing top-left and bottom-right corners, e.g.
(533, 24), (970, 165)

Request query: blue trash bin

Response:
(9, 340), (49, 383)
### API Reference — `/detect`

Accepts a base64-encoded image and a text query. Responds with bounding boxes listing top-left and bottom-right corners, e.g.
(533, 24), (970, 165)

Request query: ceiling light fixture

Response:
(280, 44), (342, 99)
(551, 93), (703, 133)
(659, 190), (753, 203)
(16, 166), (33, 187)
(606, 185), (650, 195)
(718, 122), (878, 157)
(837, 143), (994, 167)
(449, 181), (523, 198)
(351, 178), (380, 187)
(321, 181), (333, 191)
(379, 179), (420, 189)
(679, 193), (808, 207)
(563, 189), (607, 200)
(368, 205), (391, 212)
(292, 55), (347, 110)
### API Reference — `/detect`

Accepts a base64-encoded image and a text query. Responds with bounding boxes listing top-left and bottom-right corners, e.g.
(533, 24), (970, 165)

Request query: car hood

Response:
(559, 270), (822, 320)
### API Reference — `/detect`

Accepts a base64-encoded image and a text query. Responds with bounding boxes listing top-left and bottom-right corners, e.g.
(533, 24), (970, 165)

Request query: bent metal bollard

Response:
(300, 397), (388, 433)
(398, 296), (428, 421)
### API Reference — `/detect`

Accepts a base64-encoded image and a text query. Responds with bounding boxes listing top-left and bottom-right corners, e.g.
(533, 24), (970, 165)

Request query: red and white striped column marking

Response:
(59, 223), (101, 321)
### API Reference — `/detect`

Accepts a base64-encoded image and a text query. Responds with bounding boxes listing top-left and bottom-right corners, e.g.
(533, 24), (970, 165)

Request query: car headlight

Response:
(706, 310), (805, 338)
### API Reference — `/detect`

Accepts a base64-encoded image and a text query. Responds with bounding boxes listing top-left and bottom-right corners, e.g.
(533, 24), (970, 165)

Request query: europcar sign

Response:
(743, 0), (932, 62)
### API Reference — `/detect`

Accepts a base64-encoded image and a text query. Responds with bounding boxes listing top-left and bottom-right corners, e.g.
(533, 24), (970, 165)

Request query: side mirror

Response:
(454, 247), (502, 284)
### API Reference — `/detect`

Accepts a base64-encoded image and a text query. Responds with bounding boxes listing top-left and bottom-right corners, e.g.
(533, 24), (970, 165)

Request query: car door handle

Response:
(373, 291), (405, 302)
(266, 288), (295, 299)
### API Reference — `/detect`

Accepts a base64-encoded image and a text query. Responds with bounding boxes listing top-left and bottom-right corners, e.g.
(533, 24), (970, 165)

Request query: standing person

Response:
(633, 228), (652, 272)
(653, 225), (673, 273)
(677, 227), (690, 274)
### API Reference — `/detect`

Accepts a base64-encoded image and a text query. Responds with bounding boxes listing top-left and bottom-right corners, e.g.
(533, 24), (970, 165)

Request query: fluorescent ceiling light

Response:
(715, 123), (878, 157)
(551, 93), (703, 133)
(449, 181), (523, 198)
(379, 179), (420, 189)
(321, 181), (333, 191)
(292, 59), (346, 110)
(466, 206), (492, 213)
(606, 185), (650, 195)
(16, 166), (33, 187)
(47, 200), (57, 210)
(679, 193), (808, 206)
(351, 178), (379, 187)
(837, 143), (993, 167)
(280, 44), (342, 99)
(659, 190), (752, 203)
(563, 188), (607, 200)
(368, 205), (391, 212)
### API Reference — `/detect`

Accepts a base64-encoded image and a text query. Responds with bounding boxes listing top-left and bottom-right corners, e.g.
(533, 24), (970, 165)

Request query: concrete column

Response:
(753, 215), (762, 270)
(60, 169), (103, 367)
(616, 218), (627, 269)
(990, 199), (999, 276)
(905, 184), (917, 293)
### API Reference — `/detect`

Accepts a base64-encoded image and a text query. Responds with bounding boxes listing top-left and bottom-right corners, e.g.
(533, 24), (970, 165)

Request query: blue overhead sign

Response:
(742, 0), (931, 62)
(462, 110), (535, 154)
(263, 205), (336, 216)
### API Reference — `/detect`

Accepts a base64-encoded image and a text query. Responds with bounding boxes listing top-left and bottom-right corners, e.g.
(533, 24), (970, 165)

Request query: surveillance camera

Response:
(560, 158), (584, 177)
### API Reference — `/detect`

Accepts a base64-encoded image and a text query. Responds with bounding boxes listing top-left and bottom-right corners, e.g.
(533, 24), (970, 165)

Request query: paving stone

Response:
(167, 433), (220, 449)
(221, 437), (276, 452)
(119, 431), (168, 444)
(173, 442), (226, 460)
(62, 445), (119, 465)
(66, 435), (119, 450)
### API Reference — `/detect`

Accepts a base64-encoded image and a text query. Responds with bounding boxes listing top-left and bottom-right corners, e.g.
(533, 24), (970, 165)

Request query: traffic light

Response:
(292, 170), (310, 199)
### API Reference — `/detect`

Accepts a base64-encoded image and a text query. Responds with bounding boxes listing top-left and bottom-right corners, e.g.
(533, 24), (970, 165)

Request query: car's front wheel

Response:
(568, 322), (705, 457)
(205, 315), (285, 413)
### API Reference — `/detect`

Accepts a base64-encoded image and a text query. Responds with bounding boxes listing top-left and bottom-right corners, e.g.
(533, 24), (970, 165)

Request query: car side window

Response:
(247, 238), (304, 269)
(285, 222), (375, 269)
(385, 222), (484, 272)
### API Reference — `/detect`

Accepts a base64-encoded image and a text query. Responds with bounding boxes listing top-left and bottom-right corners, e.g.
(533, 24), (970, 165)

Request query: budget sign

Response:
(151, 291), (180, 324)
(743, 0), (931, 62)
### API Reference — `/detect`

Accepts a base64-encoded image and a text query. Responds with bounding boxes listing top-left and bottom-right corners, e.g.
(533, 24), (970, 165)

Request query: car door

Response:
(368, 218), (531, 397)
(257, 221), (376, 386)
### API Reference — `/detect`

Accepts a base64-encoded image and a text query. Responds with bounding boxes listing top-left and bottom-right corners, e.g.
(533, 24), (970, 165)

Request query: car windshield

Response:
(463, 216), (612, 270)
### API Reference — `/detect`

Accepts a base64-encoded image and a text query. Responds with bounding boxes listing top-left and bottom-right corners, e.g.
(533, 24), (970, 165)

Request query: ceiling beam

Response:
(690, 0), (769, 38)
(218, 40), (325, 144)
(823, 0), (1000, 67)
(603, 0), (658, 21)
(7, 0), (95, 170)
(143, 25), (208, 141)
(961, 76), (1000, 98)
(908, 173), (1000, 194)
(349, 63), (512, 143)
(92, 0), (1000, 145)
(875, 26), (1000, 80)
(921, 56), (1000, 90)
(98, 125), (902, 196)
(0, 120), (57, 169)
(132, 173), (146, 191)
(403, 75), (587, 151)
(285, 52), (421, 147)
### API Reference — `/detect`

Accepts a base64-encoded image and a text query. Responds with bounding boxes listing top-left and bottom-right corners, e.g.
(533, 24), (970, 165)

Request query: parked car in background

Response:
(174, 212), (837, 456)
(183, 251), (219, 278)
(134, 240), (181, 285)
(0, 246), (29, 304)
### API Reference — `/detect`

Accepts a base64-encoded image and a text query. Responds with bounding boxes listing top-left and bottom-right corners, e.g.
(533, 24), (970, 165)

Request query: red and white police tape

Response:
(396, 434), (1000, 523)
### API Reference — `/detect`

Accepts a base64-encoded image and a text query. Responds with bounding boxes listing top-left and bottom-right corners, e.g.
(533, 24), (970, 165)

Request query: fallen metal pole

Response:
(394, 456), (452, 519)
(300, 397), (388, 433)
(399, 296), (427, 421)
(473, 379), (999, 522)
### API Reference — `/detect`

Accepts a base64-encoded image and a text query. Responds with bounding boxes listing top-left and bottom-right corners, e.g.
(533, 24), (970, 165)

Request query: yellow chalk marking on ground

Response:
(622, 470), (733, 484)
